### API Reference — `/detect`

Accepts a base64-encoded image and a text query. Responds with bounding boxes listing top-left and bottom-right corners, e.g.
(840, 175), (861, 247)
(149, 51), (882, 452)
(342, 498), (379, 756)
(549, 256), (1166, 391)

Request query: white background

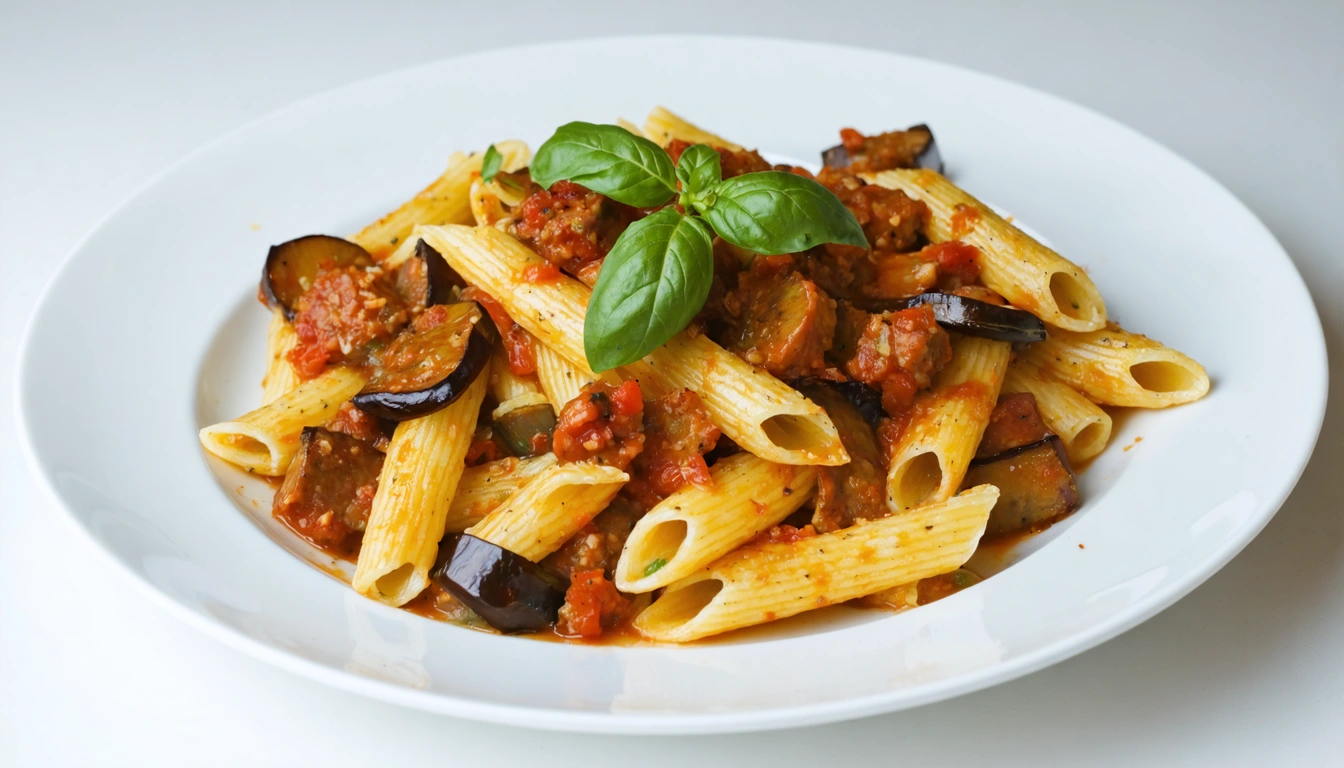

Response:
(3, 1), (1340, 765)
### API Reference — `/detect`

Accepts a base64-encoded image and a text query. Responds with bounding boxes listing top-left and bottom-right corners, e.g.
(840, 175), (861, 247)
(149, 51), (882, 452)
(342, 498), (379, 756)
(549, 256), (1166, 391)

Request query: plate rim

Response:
(14, 34), (1330, 734)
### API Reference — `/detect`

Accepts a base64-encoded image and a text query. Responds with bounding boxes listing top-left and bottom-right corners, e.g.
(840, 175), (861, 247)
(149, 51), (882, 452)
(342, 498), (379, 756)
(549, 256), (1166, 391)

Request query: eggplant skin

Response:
(492, 402), (557, 458)
(431, 534), (570, 634)
(261, 235), (375, 320)
(792, 377), (885, 429)
(351, 326), (492, 421)
(965, 435), (1079, 537)
(396, 239), (464, 310)
(855, 292), (1046, 343)
(821, 124), (943, 174)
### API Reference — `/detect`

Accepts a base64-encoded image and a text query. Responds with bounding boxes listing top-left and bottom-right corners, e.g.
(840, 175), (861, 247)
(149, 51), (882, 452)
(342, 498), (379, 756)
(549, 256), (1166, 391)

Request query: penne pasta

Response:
(445, 453), (557, 532)
(1020, 325), (1210, 408)
(353, 374), (488, 606)
(259, 307), (300, 405)
(864, 168), (1107, 332)
(1001, 357), (1113, 462)
(350, 140), (530, 261)
(616, 118), (649, 139)
(466, 461), (628, 562)
(533, 340), (620, 410)
(615, 453), (818, 593)
(418, 224), (847, 466)
(634, 485), (999, 643)
(886, 336), (1010, 512)
(488, 348), (544, 404)
(642, 106), (744, 151)
(199, 366), (365, 475)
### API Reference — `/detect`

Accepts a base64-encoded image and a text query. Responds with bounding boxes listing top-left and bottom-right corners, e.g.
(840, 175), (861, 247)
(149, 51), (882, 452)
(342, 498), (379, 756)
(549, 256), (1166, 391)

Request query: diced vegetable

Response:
(351, 302), (492, 420)
(261, 235), (375, 320)
(430, 533), (570, 634)
(273, 427), (384, 556)
(491, 402), (557, 457)
(856, 292), (1046, 343)
(393, 239), (463, 311)
(963, 435), (1079, 536)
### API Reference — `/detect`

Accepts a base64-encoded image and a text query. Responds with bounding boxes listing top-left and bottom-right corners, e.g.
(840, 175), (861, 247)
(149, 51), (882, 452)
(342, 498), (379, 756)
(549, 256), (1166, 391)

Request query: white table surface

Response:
(3, 1), (1340, 765)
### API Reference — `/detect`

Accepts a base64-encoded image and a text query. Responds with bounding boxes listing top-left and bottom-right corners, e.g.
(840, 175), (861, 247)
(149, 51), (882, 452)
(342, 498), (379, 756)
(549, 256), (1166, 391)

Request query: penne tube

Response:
(533, 340), (620, 410)
(616, 118), (649, 139)
(350, 140), (530, 260)
(418, 225), (847, 466)
(1020, 326), (1209, 408)
(886, 336), (1010, 512)
(615, 453), (818, 593)
(864, 169), (1107, 332)
(1001, 357), (1113, 462)
(353, 374), (488, 606)
(642, 106), (744, 151)
(634, 485), (999, 643)
(259, 307), (300, 405)
(445, 453), (557, 532)
(489, 348), (544, 404)
(466, 461), (628, 562)
(199, 366), (366, 475)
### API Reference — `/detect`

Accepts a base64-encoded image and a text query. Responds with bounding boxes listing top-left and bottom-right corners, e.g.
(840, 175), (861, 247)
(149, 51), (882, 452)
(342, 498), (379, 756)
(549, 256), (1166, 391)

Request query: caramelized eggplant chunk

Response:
(352, 302), (491, 420)
(431, 534), (569, 634)
(262, 235), (376, 320)
(392, 239), (463, 311)
(795, 380), (889, 533)
(626, 389), (721, 507)
(964, 435), (1079, 537)
(273, 427), (384, 558)
(822, 124), (942, 174)
(841, 304), (953, 416)
(721, 257), (837, 379)
(856, 292), (1046, 343)
(491, 402), (556, 458)
(977, 393), (1050, 457)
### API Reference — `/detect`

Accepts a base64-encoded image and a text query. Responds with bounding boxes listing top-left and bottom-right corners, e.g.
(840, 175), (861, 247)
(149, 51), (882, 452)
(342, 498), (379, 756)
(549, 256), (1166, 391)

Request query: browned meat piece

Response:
(512, 180), (638, 285)
(721, 257), (836, 379)
(795, 381), (888, 532)
(273, 427), (385, 558)
(817, 168), (928, 254)
(977, 393), (1051, 457)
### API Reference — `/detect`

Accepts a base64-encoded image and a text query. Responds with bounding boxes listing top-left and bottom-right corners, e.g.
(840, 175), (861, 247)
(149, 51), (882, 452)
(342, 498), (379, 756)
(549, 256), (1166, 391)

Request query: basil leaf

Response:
(703, 171), (867, 255)
(480, 144), (502, 184)
(675, 144), (722, 201)
(532, 122), (677, 208)
(584, 210), (714, 371)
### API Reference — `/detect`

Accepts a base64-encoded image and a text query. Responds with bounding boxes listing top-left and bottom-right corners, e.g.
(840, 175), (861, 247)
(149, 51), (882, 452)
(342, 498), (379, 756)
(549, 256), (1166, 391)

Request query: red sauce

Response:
(950, 203), (982, 239)
(752, 523), (817, 545)
(286, 265), (410, 379)
(461, 286), (536, 375)
(845, 304), (952, 415)
(514, 180), (637, 285)
(919, 240), (981, 289)
(552, 380), (645, 469)
(556, 570), (629, 639)
(628, 389), (720, 503)
(522, 261), (562, 283)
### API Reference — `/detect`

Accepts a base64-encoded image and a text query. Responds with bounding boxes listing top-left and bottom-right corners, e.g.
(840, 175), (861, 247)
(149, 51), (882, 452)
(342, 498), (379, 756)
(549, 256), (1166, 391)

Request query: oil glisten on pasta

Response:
(199, 108), (1209, 643)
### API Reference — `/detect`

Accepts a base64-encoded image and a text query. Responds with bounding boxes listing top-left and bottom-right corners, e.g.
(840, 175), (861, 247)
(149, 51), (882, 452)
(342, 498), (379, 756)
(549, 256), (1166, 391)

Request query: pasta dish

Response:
(199, 108), (1210, 642)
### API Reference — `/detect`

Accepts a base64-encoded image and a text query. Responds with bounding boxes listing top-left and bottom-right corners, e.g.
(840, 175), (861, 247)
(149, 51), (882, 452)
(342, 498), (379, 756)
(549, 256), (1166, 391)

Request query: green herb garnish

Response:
(480, 144), (503, 184)
(531, 122), (866, 371)
(643, 558), (669, 577)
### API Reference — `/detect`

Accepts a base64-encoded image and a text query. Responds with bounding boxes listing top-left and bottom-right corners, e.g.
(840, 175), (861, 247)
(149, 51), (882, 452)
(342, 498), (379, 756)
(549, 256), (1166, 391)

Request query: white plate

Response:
(16, 37), (1327, 734)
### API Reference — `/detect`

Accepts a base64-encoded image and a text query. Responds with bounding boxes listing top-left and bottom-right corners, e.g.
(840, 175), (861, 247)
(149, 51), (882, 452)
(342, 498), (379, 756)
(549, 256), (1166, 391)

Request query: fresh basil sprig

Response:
(531, 123), (866, 371)
(480, 144), (503, 184)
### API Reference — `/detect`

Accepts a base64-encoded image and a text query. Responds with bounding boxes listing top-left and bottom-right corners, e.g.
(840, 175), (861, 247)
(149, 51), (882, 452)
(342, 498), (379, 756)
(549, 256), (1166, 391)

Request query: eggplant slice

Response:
(964, 434), (1079, 537)
(794, 379), (889, 532)
(393, 239), (464, 311)
(856, 292), (1046, 343)
(821, 124), (943, 174)
(262, 234), (375, 320)
(273, 427), (384, 557)
(492, 402), (557, 458)
(431, 533), (570, 634)
(352, 302), (492, 421)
